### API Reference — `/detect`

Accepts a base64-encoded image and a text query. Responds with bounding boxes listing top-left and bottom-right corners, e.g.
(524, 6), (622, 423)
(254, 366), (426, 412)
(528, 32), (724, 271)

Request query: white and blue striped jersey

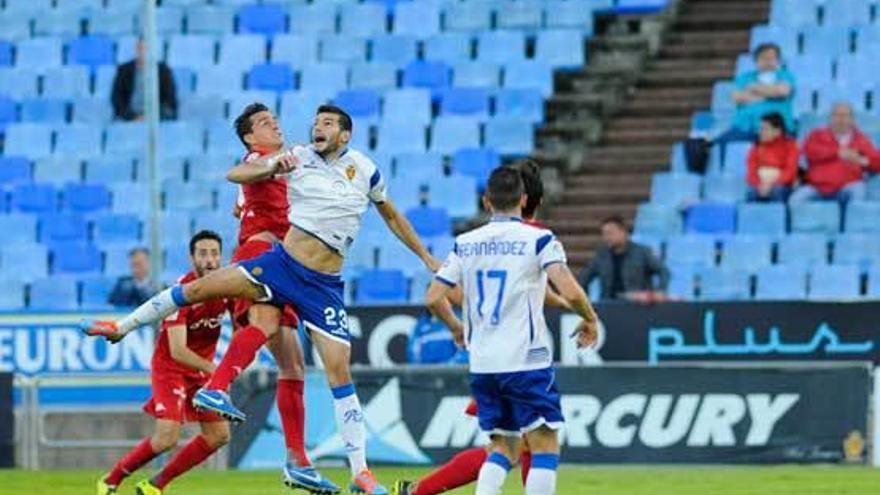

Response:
(288, 145), (386, 256)
(435, 217), (567, 374)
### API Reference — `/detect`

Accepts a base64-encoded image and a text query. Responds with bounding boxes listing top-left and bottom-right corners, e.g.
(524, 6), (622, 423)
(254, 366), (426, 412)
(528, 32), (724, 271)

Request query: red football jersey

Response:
(236, 148), (291, 245)
(153, 272), (232, 377)
(524, 218), (547, 229)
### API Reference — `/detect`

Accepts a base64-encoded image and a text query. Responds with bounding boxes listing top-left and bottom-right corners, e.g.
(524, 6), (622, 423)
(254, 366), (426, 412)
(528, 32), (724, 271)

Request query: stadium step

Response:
(658, 43), (748, 60)
(605, 116), (692, 132)
(618, 97), (708, 116)
(562, 188), (650, 204)
(640, 68), (737, 88)
(566, 174), (654, 189)
(647, 59), (735, 73)
(602, 127), (686, 146)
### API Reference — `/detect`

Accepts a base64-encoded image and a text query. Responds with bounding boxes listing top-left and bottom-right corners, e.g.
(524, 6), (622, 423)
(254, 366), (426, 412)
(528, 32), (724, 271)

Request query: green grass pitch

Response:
(2, 465), (879, 494)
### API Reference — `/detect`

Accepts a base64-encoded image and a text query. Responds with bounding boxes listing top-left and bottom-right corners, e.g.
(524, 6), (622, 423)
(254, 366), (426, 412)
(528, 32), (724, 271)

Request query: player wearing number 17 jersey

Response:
(425, 166), (599, 495)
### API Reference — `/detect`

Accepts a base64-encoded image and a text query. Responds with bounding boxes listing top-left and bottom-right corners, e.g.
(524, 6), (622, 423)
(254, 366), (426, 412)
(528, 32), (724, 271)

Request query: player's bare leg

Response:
(521, 426), (560, 495)
(98, 419), (181, 494)
(312, 331), (386, 495)
(135, 421), (230, 495)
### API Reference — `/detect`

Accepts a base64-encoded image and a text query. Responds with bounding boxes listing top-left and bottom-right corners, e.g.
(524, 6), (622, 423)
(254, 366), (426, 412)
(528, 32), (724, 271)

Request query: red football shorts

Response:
(465, 398), (478, 417)
(143, 369), (222, 423)
(231, 239), (299, 329)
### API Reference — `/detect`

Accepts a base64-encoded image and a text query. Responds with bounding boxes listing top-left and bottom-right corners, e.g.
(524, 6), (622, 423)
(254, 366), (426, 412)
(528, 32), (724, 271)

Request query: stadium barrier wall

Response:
(230, 364), (872, 467)
(0, 372), (12, 467)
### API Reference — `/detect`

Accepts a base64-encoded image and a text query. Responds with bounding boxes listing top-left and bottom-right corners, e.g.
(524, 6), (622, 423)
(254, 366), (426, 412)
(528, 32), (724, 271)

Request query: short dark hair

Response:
(486, 166), (524, 212)
(128, 247), (149, 258)
(316, 104), (353, 132)
(601, 215), (627, 230)
(753, 42), (781, 60)
(760, 112), (786, 133)
(513, 159), (543, 219)
(234, 102), (270, 148)
(189, 230), (223, 255)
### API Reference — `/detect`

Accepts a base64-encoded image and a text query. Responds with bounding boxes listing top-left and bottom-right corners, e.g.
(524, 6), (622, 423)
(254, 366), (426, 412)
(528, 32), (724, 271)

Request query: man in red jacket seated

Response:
(792, 102), (880, 204)
(746, 112), (799, 202)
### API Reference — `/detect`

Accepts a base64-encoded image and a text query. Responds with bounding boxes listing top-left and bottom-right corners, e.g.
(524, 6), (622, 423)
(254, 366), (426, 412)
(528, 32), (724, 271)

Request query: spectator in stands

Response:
(577, 216), (669, 301)
(746, 112), (798, 202)
(108, 247), (161, 307)
(791, 102), (880, 204)
(719, 43), (795, 143)
(111, 39), (177, 121)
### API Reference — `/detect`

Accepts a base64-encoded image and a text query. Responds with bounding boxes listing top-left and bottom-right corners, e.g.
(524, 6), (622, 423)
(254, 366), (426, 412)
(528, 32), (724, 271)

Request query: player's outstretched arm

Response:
(425, 280), (464, 346)
(227, 149), (297, 184)
(545, 263), (599, 348)
(375, 200), (440, 272)
(167, 324), (217, 375)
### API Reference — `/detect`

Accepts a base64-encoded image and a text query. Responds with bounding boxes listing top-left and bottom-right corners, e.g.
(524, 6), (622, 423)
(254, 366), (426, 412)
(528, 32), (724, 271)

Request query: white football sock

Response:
(475, 452), (511, 495)
(525, 453), (559, 495)
(117, 286), (185, 335)
(331, 384), (367, 476)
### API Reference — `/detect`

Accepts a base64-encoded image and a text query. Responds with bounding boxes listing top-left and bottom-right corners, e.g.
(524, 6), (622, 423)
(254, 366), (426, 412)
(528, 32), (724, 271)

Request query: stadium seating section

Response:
(0, 0), (621, 309)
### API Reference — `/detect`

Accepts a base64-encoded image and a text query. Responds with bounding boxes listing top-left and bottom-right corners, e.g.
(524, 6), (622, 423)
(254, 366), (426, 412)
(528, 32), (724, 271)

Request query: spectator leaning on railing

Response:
(746, 112), (799, 202)
(791, 102), (880, 204)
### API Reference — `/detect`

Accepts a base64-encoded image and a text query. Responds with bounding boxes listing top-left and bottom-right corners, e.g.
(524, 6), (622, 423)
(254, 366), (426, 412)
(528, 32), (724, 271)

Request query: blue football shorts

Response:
(469, 367), (564, 436)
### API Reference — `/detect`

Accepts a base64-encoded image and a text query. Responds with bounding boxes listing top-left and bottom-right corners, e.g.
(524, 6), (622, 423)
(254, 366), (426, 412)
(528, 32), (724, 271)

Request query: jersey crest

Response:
(345, 164), (356, 181)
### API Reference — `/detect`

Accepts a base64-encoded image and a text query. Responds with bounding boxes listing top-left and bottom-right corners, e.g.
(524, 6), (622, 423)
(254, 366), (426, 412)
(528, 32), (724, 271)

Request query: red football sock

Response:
(413, 447), (488, 495)
(277, 378), (311, 467)
(152, 436), (217, 489)
(105, 438), (158, 486)
(207, 325), (268, 391)
(520, 450), (532, 486)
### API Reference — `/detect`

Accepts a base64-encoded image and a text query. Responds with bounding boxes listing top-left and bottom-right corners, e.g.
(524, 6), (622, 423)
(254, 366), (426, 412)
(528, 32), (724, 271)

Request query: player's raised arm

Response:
(375, 199), (440, 272)
(166, 323), (217, 375)
(227, 148), (297, 184)
(425, 280), (464, 346)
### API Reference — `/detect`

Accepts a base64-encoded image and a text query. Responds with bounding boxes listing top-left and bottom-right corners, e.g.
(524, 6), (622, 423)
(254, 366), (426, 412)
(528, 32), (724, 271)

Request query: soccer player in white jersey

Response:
(82, 105), (439, 495)
(424, 166), (599, 495)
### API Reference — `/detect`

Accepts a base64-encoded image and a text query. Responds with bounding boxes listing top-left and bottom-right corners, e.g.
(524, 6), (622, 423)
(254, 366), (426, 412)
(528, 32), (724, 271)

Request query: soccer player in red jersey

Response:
(393, 160), (558, 495)
(97, 231), (231, 495)
(221, 102), (338, 494)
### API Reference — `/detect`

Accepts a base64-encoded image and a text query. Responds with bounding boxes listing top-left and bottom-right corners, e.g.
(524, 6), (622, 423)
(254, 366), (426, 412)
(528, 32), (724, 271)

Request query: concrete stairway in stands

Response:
(544, 0), (770, 270)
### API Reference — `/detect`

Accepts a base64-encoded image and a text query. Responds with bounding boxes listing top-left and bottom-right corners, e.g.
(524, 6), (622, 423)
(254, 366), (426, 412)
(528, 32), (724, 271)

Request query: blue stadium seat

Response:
(0, 157), (32, 185)
(424, 33), (472, 63)
(271, 34), (320, 70)
(106, 122), (147, 155)
(81, 276), (115, 310)
(495, 89), (543, 123)
(193, 211), (238, 246)
(710, 81), (735, 114)
(180, 96), (227, 123)
(787, 54), (833, 85)
(497, 1), (542, 30)
(403, 60), (451, 99)
(189, 153), (237, 183)
(226, 90), (278, 118)
(721, 142), (751, 176)
(0, 280), (24, 309)
(612, 0), (669, 14)
(769, 0), (818, 27)
(0, 95), (15, 131)
(376, 241), (423, 276)
(356, 269), (408, 305)
(666, 235), (716, 269)
(110, 183), (149, 215)
(334, 89), (381, 124)
(87, 8), (137, 37)
(441, 88), (490, 120)
(376, 120), (426, 154)
(4, 123), (53, 159)
(430, 116), (480, 154)
(348, 62), (397, 92)
(429, 174), (478, 218)
(62, 183), (110, 213)
(237, 3), (286, 36)
(163, 180), (214, 211)
(103, 244), (134, 277)
(289, 4), (338, 36)
(160, 213), (194, 247)
(536, 30), (586, 68)
(33, 11), (80, 38)
(183, 5), (233, 35)
(545, 1), (595, 32)
(42, 66), (91, 99)
(833, 234), (880, 270)
(809, 265), (861, 300)
(754, 265), (808, 300)
(452, 148), (500, 190)
(0, 13), (33, 41)
(279, 90), (331, 124)
(382, 88), (432, 125)
(155, 6), (184, 35)
(485, 118), (533, 156)
(218, 34), (266, 72)
(634, 203), (681, 236)
(394, 152), (442, 182)
(93, 64), (118, 98)
(503, 61), (554, 97)
(0, 68), (39, 99)
(196, 66), (245, 96)
(778, 233), (828, 267)
(162, 244), (192, 282)
(93, 214), (140, 244)
(720, 235), (772, 272)
(19, 98), (67, 123)
(55, 124), (103, 158)
(173, 68), (195, 98)
(666, 266), (696, 300)
(371, 35), (417, 68)
(477, 31), (526, 65)
(67, 36), (115, 68)
(867, 175), (880, 201)
(650, 173), (701, 207)
(737, 203), (786, 237)
(699, 267), (750, 300)
(0, 214), (37, 244)
(845, 200), (880, 233)
(11, 183), (56, 214)
(791, 201), (840, 235)
(703, 174), (745, 202)
(34, 158), (81, 185)
(802, 27), (851, 57)
(749, 24), (798, 56)
(869, 267), (880, 297)
(280, 118), (312, 143)
(40, 213), (88, 243)
(393, 2), (440, 38)
(299, 63), (348, 99)
(85, 156), (134, 184)
(167, 35), (216, 69)
(684, 203), (736, 235)
(444, 3), (492, 32)
(340, 3), (386, 38)
(52, 242), (102, 275)
(452, 62), (501, 89)
(2, 244), (49, 282)
(248, 63), (295, 92)
(406, 205), (451, 237)
(29, 277), (78, 310)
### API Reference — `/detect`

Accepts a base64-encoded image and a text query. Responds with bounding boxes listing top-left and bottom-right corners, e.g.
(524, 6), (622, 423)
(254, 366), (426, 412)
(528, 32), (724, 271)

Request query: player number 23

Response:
(324, 307), (349, 329)
(476, 269), (507, 325)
